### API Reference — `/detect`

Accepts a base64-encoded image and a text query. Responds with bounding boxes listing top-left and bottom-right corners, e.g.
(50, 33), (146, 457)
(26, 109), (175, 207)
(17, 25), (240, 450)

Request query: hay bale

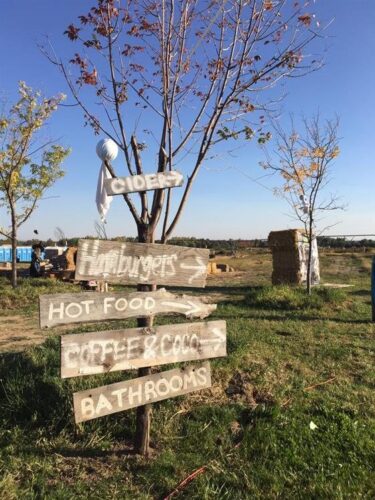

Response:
(268, 229), (300, 249)
(216, 263), (234, 273)
(207, 261), (235, 274)
(51, 246), (77, 272)
(211, 262), (218, 274)
(65, 247), (77, 270)
(268, 229), (320, 285)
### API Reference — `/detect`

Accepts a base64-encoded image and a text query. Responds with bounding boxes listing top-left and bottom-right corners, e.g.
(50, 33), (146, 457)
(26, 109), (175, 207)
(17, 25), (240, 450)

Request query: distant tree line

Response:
(1, 236), (374, 253)
(317, 237), (375, 249)
(0, 236), (268, 253)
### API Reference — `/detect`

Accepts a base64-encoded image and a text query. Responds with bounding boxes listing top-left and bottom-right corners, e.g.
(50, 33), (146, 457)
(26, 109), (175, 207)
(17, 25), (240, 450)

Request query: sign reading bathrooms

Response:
(75, 239), (210, 287)
(74, 362), (211, 423)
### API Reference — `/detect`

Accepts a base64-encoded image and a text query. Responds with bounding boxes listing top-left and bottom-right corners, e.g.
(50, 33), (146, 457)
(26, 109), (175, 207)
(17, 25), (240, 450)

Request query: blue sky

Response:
(0, 0), (374, 241)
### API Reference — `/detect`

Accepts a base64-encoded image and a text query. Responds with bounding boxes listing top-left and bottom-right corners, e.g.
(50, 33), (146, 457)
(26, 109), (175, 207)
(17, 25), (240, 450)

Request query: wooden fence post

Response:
(134, 283), (155, 457)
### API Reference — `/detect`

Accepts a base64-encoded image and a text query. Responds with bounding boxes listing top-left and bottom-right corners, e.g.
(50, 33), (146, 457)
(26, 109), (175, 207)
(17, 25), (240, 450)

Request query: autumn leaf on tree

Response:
(298, 14), (312, 27)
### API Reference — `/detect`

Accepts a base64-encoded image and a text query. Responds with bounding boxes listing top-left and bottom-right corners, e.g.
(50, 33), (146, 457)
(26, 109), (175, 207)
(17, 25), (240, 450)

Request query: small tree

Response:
(0, 82), (70, 287)
(51, 0), (326, 455)
(261, 115), (342, 294)
(54, 226), (67, 246)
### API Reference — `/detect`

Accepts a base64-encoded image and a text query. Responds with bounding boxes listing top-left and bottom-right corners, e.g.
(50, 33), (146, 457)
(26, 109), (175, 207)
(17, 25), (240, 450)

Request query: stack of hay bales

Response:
(47, 246), (78, 280)
(207, 261), (235, 274)
(268, 229), (320, 285)
(207, 262), (218, 274)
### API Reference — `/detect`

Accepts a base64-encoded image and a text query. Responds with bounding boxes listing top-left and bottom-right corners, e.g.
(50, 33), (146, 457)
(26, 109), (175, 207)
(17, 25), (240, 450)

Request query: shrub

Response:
(245, 285), (346, 311)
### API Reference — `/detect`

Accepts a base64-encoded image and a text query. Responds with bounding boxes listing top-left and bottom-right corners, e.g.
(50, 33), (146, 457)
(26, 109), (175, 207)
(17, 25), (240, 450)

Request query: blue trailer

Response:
(0, 246), (36, 263)
(16, 247), (34, 262)
(0, 247), (12, 263)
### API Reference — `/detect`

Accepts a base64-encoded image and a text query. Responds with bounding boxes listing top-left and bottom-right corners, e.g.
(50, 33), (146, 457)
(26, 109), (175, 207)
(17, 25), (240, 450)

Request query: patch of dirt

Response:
(48, 448), (135, 486)
(225, 371), (275, 408)
(0, 314), (45, 353)
(0, 314), (79, 353)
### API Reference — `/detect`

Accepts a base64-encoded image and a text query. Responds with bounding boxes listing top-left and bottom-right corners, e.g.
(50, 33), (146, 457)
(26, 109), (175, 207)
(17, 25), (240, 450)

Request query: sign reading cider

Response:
(104, 171), (183, 195)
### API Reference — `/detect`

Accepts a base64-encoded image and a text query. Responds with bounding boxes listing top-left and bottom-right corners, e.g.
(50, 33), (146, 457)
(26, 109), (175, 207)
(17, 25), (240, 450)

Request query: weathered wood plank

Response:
(61, 320), (226, 378)
(104, 171), (183, 195)
(73, 361), (211, 423)
(39, 288), (216, 328)
(75, 239), (209, 287)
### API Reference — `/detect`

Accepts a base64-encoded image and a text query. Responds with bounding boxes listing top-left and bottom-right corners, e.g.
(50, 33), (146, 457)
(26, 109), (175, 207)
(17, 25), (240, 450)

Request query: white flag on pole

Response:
(96, 162), (112, 222)
(95, 138), (119, 222)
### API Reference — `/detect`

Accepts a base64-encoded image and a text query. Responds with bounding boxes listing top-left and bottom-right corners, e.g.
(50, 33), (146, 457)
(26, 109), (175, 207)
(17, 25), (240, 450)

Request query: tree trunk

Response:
(10, 206), (17, 288)
(306, 218), (313, 296)
(134, 224), (155, 456)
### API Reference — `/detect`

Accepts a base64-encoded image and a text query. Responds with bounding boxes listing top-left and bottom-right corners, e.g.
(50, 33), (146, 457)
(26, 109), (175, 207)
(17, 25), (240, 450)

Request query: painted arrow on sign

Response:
(75, 239), (210, 287)
(160, 298), (210, 318)
(180, 257), (208, 284)
(199, 327), (227, 352)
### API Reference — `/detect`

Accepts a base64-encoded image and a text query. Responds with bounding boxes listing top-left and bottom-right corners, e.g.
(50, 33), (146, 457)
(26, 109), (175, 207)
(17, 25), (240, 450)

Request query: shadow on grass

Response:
(0, 338), (135, 443)
(32, 445), (137, 459)
(349, 289), (370, 297)
(0, 345), (72, 433)
(168, 284), (256, 297)
(220, 309), (372, 324)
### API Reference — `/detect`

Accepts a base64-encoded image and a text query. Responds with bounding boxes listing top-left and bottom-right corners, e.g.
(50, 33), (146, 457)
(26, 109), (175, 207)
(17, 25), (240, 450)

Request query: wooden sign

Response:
(75, 239), (209, 287)
(39, 288), (216, 328)
(104, 171), (183, 195)
(61, 320), (226, 378)
(73, 361), (211, 423)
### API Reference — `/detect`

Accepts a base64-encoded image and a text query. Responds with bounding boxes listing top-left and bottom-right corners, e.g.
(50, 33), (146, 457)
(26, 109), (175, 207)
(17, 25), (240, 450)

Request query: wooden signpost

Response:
(39, 288), (216, 328)
(38, 237), (226, 429)
(38, 166), (226, 451)
(60, 320), (226, 378)
(75, 239), (209, 287)
(104, 171), (184, 195)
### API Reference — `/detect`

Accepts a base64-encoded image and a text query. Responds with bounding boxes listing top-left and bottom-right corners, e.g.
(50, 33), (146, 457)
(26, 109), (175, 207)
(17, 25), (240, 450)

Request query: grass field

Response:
(0, 250), (374, 499)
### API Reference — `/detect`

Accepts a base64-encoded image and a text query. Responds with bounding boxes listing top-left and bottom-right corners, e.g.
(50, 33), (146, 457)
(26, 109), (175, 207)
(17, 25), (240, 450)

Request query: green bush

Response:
(245, 285), (346, 311)
(0, 277), (77, 312)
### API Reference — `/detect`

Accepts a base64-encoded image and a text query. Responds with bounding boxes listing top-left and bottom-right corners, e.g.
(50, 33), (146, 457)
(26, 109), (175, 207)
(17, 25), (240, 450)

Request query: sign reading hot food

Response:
(75, 239), (209, 287)
(39, 289), (216, 328)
